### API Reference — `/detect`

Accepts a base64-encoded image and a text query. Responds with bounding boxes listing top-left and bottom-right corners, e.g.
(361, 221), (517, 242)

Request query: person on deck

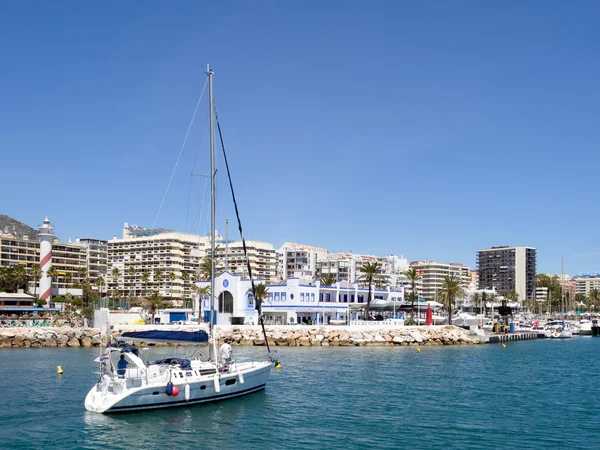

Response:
(219, 338), (232, 365)
(117, 354), (129, 376)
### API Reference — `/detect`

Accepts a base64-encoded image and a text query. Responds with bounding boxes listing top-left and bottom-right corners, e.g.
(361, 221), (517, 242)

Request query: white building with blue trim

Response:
(196, 272), (405, 326)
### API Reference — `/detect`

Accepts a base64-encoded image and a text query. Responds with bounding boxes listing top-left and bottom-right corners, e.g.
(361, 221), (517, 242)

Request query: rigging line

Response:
(185, 110), (210, 232)
(153, 76), (209, 229)
(215, 108), (272, 356)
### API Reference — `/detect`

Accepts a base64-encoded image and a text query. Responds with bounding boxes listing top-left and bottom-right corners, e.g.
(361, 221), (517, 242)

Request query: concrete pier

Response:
(488, 332), (546, 344)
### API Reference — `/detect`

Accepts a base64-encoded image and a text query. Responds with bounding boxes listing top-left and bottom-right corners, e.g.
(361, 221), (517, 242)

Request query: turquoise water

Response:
(0, 338), (599, 449)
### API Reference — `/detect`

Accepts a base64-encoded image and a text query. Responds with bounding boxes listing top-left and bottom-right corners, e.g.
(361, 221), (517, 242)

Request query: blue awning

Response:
(117, 330), (209, 345)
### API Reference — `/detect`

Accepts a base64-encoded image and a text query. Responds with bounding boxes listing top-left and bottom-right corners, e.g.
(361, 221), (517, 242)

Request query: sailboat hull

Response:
(85, 361), (272, 414)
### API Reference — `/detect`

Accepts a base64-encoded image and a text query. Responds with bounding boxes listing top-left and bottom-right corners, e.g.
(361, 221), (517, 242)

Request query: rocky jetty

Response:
(0, 325), (476, 348)
(0, 327), (105, 348)
(212, 325), (475, 347)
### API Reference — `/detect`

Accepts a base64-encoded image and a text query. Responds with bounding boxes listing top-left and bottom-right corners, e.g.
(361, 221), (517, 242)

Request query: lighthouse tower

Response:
(38, 217), (55, 304)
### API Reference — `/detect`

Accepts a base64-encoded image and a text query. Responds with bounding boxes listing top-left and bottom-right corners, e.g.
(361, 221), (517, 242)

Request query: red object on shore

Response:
(425, 304), (433, 326)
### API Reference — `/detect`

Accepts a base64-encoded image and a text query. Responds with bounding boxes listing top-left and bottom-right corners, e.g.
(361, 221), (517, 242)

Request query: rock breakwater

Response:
(0, 325), (476, 348)
(0, 327), (105, 348)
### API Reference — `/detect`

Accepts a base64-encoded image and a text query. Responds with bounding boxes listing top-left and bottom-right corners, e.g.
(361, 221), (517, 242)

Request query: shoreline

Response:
(0, 325), (484, 348)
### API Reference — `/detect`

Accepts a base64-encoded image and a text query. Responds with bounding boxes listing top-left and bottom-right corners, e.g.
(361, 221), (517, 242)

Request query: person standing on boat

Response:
(117, 354), (129, 377)
(219, 338), (232, 366)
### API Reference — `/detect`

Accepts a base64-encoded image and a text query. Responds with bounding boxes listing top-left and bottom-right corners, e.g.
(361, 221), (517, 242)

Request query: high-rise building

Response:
(277, 242), (328, 280)
(107, 223), (217, 303)
(215, 240), (277, 282)
(75, 238), (108, 281)
(0, 219), (88, 298)
(574, 272), (600, 297)
(477, 246), (536, 301)
(409, 261), (471, 301)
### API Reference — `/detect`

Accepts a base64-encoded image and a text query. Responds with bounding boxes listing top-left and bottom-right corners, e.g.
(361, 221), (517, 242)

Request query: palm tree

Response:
(168, 271), (177, 305)
(405, 268), (422, 318)
(141, 271), (151, 298)
(359, 261), (382, 320)
(111, 267), (120, 298)
(127, 266), (136, 298)
(505, 289), (519, 302)
(253, 283), (269, 315)
(63, 271), (72, 308)
(471, 292), (481, 314)
(200, 258), (213, 281)
(155, 268), (163, 286)
(142, 291), (172, 324)
(191, 285), (211, 317)
(113, 288), (122, 309)
(488, 292), (497, 317)
(30, 263), (42, 299)
(589, 289), (600, 311)
(438, 275), (464, 326)
(77, 267), (91, 306)
(320, 274), (336, 286)
(95, 275), (106, 308)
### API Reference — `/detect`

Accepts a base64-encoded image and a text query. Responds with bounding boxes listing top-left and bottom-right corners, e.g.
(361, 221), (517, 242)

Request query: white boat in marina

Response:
(84, 332), (272, 413)
(85, 66), (275, 414)
(579, 319), (592, 336)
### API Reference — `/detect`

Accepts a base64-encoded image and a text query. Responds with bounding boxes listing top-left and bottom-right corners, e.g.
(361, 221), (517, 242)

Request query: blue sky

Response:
(2, 1), (599, 274)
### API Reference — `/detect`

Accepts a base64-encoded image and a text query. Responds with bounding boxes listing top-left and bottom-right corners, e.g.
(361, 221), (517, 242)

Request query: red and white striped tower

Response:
(38, 217), (55, 304)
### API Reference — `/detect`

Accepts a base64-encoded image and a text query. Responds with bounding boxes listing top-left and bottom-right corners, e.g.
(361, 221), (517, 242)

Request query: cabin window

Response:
(152, 391), (160, 395)
(200, 385), (207, 390)
(225, 379), (236, 386)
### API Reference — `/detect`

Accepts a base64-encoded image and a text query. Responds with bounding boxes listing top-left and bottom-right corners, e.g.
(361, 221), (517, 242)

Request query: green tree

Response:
(589, 289), (600, 311)
(77, 267), (91, 307)
(168, 271), (177, 305)
(127, 266), (136, 298)
(405, 268), (422, 318)
(95, 276), (106, 308)
(47, 266), (60, 300)
(141, 271), (151, 298)
(253, 283), (269, 315)
(505, 289), (519, 302)
(30, 264), (42, 298)
(471, 292), (481, 313)
(359, 261), (382, 320)
(438, 275), (464, 326)
(142, 291), (172, 324)
(155, 268), (163, 286)
(320, 274), (336, 286)
(63, 271), (72, 299)
(200, 258), (213, 281)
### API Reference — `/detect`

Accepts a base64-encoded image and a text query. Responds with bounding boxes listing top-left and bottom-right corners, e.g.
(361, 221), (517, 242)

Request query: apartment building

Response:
(477, 246), (536, 300)
(0, 234), (87, 292)
(75, 238), (108, 280)
(409, 261), (471, 301)
(107, 223), (216, 302)
(215, 240), (277, 282)
(574, 273), (600, 297)
(277, 242), (328, 280)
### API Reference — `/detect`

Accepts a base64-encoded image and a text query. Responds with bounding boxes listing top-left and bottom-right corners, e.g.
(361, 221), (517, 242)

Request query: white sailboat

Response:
(85, 66), (274, 414)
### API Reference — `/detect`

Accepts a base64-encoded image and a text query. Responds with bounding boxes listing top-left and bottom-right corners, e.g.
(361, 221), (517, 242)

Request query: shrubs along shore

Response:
(0, 325), (477, 348)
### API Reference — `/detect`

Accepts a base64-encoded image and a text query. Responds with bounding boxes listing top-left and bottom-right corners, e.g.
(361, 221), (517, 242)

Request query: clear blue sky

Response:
(2, 1), (599, 274)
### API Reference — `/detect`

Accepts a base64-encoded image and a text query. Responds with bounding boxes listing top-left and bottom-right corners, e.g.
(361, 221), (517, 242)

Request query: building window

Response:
(311, 293), (315, 302)
(281, 292), (286, 302)
(274, 292), (280, 302)
(301, 293), (305, 302)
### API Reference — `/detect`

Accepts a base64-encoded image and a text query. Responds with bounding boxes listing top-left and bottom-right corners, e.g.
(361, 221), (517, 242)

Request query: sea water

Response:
(0, 338), (599, 449)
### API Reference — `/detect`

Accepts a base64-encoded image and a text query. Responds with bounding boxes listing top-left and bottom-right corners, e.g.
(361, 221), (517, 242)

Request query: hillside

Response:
(0, 214), (38, 239)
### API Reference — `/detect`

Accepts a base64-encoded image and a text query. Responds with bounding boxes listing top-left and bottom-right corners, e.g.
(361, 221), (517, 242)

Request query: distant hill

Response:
(0, 215), (38, 239)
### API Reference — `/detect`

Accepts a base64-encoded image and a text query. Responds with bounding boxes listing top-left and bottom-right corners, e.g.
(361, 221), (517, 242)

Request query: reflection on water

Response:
(1, 340), (600, 449)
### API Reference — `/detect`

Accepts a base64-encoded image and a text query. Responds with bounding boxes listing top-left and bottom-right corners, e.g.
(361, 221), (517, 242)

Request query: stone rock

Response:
(81, 336), (93, 347)
(321, 340), (330, 346)
(67, 338), (80, 347)
(374, 334), (386, 343)
(352, 339), (365, 346)
(409, 332), (424, 343)
(392, 336), (404, 345)
(298, 336), (310, 346)
(315, 334), (325, 342)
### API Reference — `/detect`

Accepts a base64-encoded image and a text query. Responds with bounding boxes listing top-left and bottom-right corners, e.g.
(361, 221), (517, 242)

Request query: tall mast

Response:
(208, 64), (216, 338)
